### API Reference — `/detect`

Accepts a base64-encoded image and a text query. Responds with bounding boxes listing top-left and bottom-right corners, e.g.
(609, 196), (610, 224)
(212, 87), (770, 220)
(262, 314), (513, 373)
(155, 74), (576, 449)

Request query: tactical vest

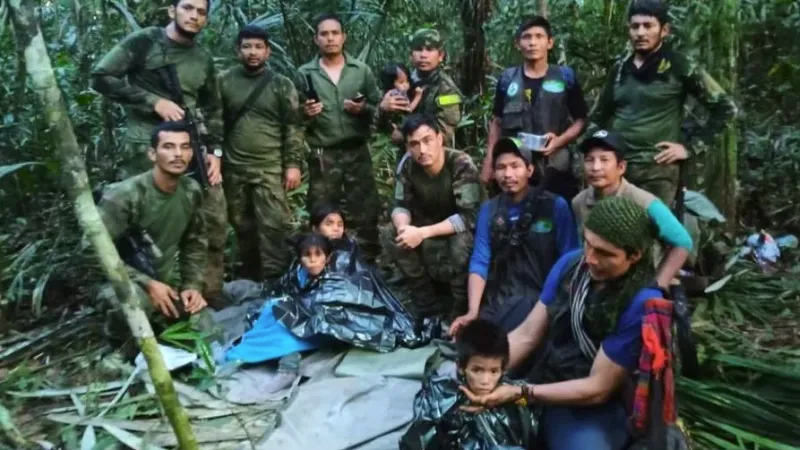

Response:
(412, 69), (442, 115)
(498, 65), (571, 137)
(479, 188), (559, 331)
(525, 253), (599, 384)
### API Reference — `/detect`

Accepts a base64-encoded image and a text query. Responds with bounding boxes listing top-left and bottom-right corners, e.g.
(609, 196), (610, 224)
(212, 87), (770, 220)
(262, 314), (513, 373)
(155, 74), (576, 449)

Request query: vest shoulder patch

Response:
(542, 80), (566, 93)
(531, 218), (554, 233)
(436, 94), (461, 107)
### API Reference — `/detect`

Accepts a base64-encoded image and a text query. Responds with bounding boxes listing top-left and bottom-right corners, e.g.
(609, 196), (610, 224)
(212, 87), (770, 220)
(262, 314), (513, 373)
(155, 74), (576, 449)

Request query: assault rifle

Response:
(156, 64), (211, 188)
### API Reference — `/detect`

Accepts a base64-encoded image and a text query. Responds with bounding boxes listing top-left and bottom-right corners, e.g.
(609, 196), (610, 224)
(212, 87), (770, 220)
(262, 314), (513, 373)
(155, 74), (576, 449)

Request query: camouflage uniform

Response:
(219, 66), (304, 280)
(590, 45), (737, 205)
(91, 26), (228, 300)
(295, 53), (383, 262)
(407, 29), (463, 144)
(381, 148), (483, 319)
(96, 171), (213, 337)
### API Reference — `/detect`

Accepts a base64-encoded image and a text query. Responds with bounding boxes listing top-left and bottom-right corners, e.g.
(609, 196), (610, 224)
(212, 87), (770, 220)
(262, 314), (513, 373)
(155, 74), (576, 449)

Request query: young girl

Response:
(380, 62), (424, 112)
(294, 233), (332, 289)
(310, 203), (345, 241)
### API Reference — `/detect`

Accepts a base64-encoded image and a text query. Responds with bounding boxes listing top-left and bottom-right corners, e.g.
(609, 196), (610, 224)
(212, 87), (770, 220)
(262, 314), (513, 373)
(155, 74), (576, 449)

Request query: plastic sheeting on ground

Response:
(257, 375), (421, 450)
(272, 238), (438, 353)
(399, 374), (538, 450)
(335, 346), (440, 380)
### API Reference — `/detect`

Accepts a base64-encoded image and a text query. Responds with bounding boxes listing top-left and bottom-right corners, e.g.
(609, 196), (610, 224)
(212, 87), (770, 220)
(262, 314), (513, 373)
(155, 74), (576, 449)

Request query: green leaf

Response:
(0, 162), (43, 180)
(705, 274), (733, 293)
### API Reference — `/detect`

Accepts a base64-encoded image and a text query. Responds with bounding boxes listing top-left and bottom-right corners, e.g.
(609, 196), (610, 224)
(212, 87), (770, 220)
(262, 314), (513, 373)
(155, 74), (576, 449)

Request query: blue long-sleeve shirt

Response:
(469, 195), (580, 279)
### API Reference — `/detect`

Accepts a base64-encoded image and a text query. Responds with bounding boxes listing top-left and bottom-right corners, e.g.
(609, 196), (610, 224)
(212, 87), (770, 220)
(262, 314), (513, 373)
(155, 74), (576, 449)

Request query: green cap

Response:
(409, 28), (443, 50)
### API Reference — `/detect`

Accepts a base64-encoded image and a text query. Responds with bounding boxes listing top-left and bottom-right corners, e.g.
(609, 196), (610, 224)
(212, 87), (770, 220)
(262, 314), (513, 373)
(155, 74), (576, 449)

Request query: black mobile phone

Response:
(352, 93), (366, 103)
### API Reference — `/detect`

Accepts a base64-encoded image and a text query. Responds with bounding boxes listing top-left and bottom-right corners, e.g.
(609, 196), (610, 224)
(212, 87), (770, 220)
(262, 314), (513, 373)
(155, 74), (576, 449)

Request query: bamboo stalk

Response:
(6, 0), (199, 448)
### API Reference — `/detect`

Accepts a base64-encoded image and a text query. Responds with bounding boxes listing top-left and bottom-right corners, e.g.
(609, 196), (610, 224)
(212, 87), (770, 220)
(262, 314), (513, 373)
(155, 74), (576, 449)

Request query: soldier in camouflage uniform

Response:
(380, 114), (483, 319)
(590, 0), (737, 206)
(91, 0), (228, 304)
(294, 13), (383, 263)
(219, 26), (304, 282)
(98, 122), (211, 338)
(379, 29), (462, 149)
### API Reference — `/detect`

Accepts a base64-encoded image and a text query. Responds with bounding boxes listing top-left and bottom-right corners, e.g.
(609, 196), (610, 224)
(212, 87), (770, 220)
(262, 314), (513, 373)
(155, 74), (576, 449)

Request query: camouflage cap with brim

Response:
(409, 28), (443, 50)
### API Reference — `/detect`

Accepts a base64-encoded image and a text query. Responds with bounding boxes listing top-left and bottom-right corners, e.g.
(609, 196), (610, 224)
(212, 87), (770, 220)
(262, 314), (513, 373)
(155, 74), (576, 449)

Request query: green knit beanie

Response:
(584, 196), (654, 253)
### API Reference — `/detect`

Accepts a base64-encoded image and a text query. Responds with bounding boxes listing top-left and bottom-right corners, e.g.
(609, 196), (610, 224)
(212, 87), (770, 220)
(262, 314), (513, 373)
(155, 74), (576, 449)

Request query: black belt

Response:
(320, 137), (367, 150)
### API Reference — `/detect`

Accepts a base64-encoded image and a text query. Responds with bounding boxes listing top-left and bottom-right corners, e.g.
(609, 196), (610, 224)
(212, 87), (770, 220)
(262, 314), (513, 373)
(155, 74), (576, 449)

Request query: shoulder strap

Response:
(225, 70), (274, 134)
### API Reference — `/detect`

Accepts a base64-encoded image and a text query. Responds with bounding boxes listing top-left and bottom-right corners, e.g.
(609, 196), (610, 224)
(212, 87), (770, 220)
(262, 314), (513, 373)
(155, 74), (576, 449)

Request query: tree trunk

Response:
(700, 0), (739, 228)
(7, 1), (200, 448)
(537, 0), (549, 18)
(458, 0), (492, 98)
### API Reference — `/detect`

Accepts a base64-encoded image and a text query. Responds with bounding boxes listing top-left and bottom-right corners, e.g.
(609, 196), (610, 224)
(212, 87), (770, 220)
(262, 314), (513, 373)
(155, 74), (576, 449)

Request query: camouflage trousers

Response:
(202, 184), (228, 300)
(307, 143), (381, 262)
(380, 224), (472, 319)
(116, 141), (229, 300)
(626, 162), (680, 206)
(224, 168), (291, 280)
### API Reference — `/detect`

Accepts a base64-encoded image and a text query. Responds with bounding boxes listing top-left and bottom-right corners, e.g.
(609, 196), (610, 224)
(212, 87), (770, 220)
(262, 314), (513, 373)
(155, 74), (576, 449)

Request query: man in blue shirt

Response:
(460, 196), (662, 450)
(450, 137), (578, 335)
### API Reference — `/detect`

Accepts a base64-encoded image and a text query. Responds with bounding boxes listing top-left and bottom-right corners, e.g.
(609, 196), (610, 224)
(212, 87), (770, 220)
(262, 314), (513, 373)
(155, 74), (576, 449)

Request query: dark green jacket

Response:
(590, 48), (737, 164)
(295, 53), (381, 148)
(219, 66), (304, 173)
(91, 27), (223, 148)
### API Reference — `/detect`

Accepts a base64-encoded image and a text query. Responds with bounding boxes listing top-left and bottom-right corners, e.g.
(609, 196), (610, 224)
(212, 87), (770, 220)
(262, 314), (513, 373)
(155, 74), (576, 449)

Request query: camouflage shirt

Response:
(91, 27), (223, 148)
(393, 149), (483, 230)
(411, 68), (463, 143)
(98, 171), (207, 291)
(590, 46), (737, 164)
(218, 66), (304, 173)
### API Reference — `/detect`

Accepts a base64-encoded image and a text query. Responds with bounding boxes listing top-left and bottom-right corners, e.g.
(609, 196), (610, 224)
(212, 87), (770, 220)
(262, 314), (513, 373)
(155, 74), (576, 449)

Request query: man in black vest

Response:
(480, 16), (588, 201)
(450, 137), (578, 335)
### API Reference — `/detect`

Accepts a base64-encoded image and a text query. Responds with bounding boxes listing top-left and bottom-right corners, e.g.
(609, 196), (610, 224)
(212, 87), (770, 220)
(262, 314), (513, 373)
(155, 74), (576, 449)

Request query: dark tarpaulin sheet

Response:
(399, 374), (538, 450)
(272, 238), (438, 353)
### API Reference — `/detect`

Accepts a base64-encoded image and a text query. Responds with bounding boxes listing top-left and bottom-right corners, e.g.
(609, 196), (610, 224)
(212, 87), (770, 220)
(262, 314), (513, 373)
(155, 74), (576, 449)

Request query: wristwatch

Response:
(212, 148), (223, 158)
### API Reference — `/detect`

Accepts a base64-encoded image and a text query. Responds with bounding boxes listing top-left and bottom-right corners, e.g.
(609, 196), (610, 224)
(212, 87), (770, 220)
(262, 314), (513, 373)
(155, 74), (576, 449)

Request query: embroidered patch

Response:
(657, 59), (672, 74)
(542, 80), (565, 93)
(531, 219), (553, 233)
(506, 82), (519, 97)
(436, 94), (461, 107)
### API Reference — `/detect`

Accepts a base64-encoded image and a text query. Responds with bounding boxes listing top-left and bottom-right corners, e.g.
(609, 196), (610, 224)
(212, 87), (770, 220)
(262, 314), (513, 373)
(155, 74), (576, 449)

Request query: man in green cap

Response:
(91, 0), (228, 304)
(459, 196), (663, 450)
(219, 25), (304, 282)
(381, 114), (483, 320)
(295, 13), (383, 263)
(591, 0), (737, 205)
(379, 28), (462, 147)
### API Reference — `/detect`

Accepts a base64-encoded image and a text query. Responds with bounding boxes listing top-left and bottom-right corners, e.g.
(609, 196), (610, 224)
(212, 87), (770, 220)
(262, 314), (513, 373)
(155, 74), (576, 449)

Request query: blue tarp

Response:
(225, 299), (318, 364)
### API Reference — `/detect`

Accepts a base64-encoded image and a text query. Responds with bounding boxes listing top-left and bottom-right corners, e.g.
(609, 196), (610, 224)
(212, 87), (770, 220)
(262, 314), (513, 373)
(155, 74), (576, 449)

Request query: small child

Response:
(400, 319), (538, 449)
(310, 203), (345, 241)
(380, 62), (424, 111)
(294, 233), (332, 289)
